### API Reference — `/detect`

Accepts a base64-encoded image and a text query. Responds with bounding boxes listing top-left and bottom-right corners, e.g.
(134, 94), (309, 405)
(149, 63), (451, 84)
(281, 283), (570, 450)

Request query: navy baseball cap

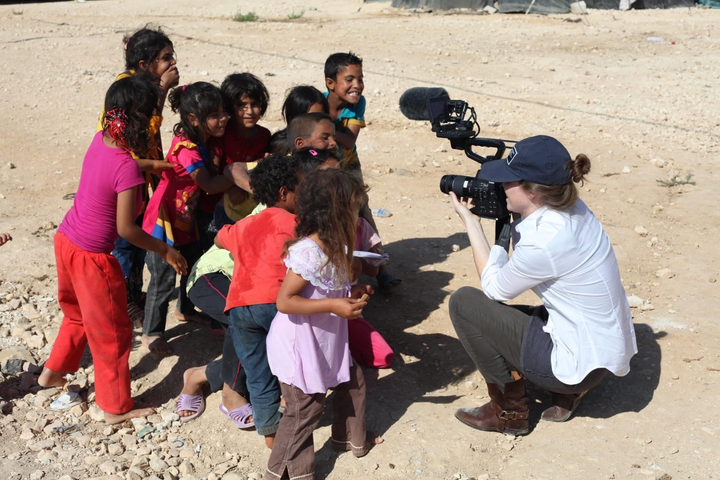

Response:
(479, 135), (572, 185)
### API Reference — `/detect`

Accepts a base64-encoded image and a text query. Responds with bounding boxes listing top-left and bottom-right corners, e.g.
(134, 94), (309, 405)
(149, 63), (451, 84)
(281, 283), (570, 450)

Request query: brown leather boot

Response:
(541, 391), (587, 422)
(455, 378), (529, 436)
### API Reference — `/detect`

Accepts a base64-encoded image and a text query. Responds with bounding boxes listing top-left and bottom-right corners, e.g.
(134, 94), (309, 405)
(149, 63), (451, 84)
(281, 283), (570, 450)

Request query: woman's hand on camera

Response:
(450, 192), (481, 225)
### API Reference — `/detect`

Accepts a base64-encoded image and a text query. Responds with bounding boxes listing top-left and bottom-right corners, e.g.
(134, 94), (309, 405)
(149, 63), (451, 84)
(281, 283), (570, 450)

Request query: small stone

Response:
(668, 447), (679, 455)
(634, 226), (648, 236)
(29, 471), (45, 480)
(622, 166), (632, 173)
(122, 434), (138, 448)
(640, 303), (655, 311)
(649, 158), (666, 168)
(179, 461), (194, 476)
(37, 451), (56, 464)
(452, 244), (460, 252)
(222, 474), (247, 480)
(709, 277), (717, 283)
(627, 295), (645, 308)
(69, 403), (88, 417)
(131, 456), (149, 468)
(501, 442), (514, 451)
(20, 428), (35, 440)
(147, 414), (164, 424)
(58, 476), (77, 480)
(108, 443), (124, 456)
(99, 460), (120, 475)
(84, 456), (104, 466)
(655, 268), (674, 279)
(671, 374), (679, 380)
(29, 439), (55, 451)
(160, 411), (180, 423)
(126, 469), (142, 480)
(599, 188), (606, 193)
(247, 474), (262, 480)
(88, 405), (105, 422)
(150, 458), (170, 473)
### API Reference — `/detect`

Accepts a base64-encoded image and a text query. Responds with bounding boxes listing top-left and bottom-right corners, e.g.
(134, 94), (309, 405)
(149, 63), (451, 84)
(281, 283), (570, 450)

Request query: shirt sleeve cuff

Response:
(487, 245), (509, 267)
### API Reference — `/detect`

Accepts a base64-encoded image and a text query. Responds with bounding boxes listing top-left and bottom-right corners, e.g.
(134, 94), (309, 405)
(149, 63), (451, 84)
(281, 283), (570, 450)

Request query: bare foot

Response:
(174, 310), (211, 325)
(178, 366), (208, 418)
(141, 334), (172, 359)
(265, 433), (275, 450)
(38, 367), (67, 389)
(104, 406), (155, 425)
(332, 431), (384, 457)
(221, 384), (252, 424)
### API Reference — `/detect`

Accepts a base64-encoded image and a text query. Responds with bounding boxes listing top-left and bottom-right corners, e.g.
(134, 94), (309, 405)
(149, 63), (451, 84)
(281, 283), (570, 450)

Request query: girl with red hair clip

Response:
(38, 76), (187, 424)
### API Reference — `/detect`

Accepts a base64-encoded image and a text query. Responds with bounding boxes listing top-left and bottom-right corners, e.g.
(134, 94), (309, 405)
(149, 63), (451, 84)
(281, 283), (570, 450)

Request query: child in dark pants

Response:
(264, 169), (383, 480)
(141, 82), (235, 358)
(213, 155), (303, 445)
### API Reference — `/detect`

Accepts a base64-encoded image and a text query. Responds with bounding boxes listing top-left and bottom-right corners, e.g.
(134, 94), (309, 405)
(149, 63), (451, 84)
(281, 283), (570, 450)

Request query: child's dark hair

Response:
(289, 169), (368, 282)
(221, 73), (270, 118)
(103, 74), (160, 157)
(324, 52), (363, 81)
(293, 148), (340, 175)
(123, 26), (173, 72)
(282, 85), (329, 124)
(287, 112), (333, 151)
(168, 82), (224, 143)
(249, 155), (301, 207)
(268, 130), (291, 157)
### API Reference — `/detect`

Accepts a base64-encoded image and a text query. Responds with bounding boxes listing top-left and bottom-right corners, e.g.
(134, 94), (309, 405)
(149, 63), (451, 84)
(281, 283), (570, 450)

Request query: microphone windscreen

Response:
(399, 87), (449, 121)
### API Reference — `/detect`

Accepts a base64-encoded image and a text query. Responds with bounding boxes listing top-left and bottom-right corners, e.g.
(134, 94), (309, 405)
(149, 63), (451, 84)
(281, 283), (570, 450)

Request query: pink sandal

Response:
(219, 403), (255, 429)
(177, 393), (205, 422)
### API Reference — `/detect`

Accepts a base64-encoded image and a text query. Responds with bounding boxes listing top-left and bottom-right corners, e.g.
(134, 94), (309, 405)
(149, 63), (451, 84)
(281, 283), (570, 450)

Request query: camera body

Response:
(439, 172), (508, 220)
(428, 96), (511, 221)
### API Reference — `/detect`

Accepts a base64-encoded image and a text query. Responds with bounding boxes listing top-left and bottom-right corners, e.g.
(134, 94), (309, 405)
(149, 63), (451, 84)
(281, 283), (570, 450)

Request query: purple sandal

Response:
(177, 393), (205, 422)
(219, 403), (255, 429)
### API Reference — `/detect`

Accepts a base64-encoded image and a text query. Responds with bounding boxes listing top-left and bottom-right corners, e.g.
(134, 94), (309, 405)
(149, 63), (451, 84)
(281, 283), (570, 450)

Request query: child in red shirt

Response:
(208, 73), (273, 229)
(214, 154), (302, 448)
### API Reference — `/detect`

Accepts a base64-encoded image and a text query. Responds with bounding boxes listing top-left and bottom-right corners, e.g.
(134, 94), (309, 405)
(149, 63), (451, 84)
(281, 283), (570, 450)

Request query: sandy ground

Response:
(1, 1), (720, 479)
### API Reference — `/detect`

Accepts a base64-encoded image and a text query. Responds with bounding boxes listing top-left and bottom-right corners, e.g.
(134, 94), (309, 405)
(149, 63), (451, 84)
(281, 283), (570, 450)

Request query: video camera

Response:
(426, 95), (514, 244)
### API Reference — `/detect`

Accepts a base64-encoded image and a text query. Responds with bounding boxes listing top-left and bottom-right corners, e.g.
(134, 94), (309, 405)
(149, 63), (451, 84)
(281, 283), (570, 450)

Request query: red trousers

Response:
(46, 232), (134, 414)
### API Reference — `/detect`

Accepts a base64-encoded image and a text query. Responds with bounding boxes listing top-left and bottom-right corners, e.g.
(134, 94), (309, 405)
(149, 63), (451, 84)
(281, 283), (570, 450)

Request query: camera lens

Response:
(440, 175), (474, 198)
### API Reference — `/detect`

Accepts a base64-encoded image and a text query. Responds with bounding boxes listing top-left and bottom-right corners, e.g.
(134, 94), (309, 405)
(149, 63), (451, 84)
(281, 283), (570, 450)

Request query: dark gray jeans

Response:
(449, 286), (606, 395)
(143, 242), (202, 337)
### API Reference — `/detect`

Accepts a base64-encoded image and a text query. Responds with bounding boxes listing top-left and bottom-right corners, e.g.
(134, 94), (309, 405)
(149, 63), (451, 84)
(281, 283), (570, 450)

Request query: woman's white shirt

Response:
(481, 199), (637, 385)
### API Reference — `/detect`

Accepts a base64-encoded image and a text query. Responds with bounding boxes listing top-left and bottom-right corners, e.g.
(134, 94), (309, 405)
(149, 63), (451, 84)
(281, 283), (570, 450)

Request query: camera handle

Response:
(495, 216), (512, 253)
(448, 137), (509, 165)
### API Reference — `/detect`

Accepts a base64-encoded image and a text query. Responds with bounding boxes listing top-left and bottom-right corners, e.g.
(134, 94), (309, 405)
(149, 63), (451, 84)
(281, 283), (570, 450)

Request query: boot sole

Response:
(454, 413), (530, 436)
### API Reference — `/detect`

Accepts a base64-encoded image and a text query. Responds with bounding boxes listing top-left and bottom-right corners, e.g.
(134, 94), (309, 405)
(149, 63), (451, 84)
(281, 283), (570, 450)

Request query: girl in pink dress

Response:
(265, 168), (383, 480)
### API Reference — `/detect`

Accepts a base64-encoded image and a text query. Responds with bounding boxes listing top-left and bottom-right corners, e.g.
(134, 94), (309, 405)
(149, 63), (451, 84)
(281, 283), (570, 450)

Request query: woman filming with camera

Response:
(449, 135), (637, 435)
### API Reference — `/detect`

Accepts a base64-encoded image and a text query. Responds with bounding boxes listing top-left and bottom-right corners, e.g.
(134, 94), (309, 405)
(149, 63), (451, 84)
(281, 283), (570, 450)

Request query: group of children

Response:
(35, 26), (397, 478)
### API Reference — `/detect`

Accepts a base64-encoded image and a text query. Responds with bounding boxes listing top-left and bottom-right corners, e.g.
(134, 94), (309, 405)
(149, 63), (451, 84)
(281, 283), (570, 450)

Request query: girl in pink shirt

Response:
(265, 168), (383, 480)
(39, 76), (187, 424)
